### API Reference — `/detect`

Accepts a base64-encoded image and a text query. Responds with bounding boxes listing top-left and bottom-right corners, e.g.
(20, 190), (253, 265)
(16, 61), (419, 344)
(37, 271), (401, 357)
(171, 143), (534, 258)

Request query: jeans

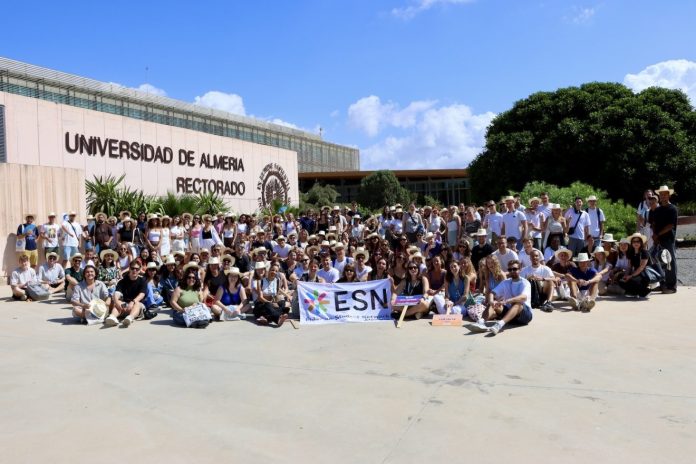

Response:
(659, 237), (677, 289)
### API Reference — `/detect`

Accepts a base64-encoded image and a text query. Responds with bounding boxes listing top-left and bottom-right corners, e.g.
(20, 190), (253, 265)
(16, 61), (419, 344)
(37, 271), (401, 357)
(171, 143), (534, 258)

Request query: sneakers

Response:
(540, 302), (554, 313)
(464, 322), (490, 333)
(584, 299), (596, 311)
(121, 316), (133, 328)
(104, 316), (119, 327)
(489, 322), (503, 336)
(578, 299), (587, 312)
(567, 297), (579, 310)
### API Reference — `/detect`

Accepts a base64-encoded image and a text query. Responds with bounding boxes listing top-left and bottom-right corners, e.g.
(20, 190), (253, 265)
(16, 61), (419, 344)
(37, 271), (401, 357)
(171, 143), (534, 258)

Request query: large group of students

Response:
(9, 184), (679, 334)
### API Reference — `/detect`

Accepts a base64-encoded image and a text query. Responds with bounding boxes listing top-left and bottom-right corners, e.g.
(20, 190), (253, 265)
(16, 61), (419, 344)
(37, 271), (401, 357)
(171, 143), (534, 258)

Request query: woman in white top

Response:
(428, 208), (442, 234)
(199, 215), (223, 250)
(542, 204), (567, 249)
(170, 216), (186, 253)
(236, 214), (249, 236)
(145, 217), (162, 253)
(159, 216), (172, 257)
(283, 213), (299, 237)
(222, 215), (237, 248)
(446, 206), (461, 247)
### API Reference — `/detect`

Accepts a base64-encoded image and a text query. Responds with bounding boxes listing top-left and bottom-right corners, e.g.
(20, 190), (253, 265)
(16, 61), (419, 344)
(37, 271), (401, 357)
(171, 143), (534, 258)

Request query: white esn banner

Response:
(298, 279), (393, 324)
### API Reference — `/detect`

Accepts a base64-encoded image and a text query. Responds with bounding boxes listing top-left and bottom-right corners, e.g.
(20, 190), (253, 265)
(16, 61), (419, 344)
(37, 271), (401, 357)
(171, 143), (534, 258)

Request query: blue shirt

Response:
(569, 267), (598, 290)
(18, 223), (38, 250)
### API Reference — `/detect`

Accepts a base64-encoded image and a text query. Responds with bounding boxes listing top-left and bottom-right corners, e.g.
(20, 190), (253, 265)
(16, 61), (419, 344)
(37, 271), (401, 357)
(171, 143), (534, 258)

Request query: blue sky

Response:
(2, 0), (695, 169)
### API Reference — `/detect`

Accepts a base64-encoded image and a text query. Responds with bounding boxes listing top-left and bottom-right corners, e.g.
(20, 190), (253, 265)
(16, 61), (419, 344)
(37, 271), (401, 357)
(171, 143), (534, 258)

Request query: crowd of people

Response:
(9, 184), (679, 334)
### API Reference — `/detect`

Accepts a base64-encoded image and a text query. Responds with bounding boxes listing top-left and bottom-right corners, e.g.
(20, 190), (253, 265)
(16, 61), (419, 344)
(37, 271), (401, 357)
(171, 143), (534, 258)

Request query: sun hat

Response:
(88, 299), (109, 319)
(329, 226), (337, 232)
(71, 253), (84, 262)
(503, 195), (515, 202)
(173, 251), (185, 258)
(95, 212), (107, 220)
(119, 210), (132, 219)
(602, 233), (616, 243)
(655, 185), (675, 195)
(305, 245), (320, 256)
(146, 262), (159, 270)
(161, 215), (171, 221)
(221, 254), (236, 265)
(320, 240), (331, 247)
(69, 211), (77, 216)
(121, 217), (133, 224)
(250, 247), (268, 258)
(200, 248), (210, 255)
(529, 197), (541, 205)
(46, 252), (59, 260)
(86, 215), (95, 221)
(592, 247), (607, 257)
(619, 238), (630, 245)
(225, 267), (241, 276)
(107, 216), (118, 223)
(332, 242), (346, 251)
(327, 233), (337, 240)
(425, 232), (435, 240)
(628, 232), (648, 246)
(411, 252), (424, 260)
(164, 255), (176, 265)
(586, 195), (598, 202)
(254, 261), (268, 270)
(554, 248), (572, 260)
(389, 206), (396, 212)
(333, 205), (340, 211)
(47, 212), (56, 217)
(407, 246), (420, 256)
(276, 235), (286, 241)
(573, 252), (592, 263)
(208, 257), (221, 266)
(395, 207), (403, 213)
(367, 232), (380, 239)
(99, 249), (118, 261)
(182, 212), (193, 221)
(317, 230), (326, 236)
(182, 262), (199, 273)
(353, 247), (370, 260)
(475, 228), (487, 236)
(551, 203), (562, 210)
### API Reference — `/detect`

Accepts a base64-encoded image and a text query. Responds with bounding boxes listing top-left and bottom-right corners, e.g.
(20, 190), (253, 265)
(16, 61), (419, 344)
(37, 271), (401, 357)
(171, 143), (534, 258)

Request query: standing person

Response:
(526, 197), (545, 251)
(200, 215), (223, 250)
(10, 254), (37, 300)
(636, 189), (654, 234)
(501, 196), (528, 251)
(445, 206), (461, 248)
(402, 203), (424, 243)
(483, 201), (503, 246)
(16, 213), (40, 267)
(40, 212), (61, 260)
(92, 212), (112, 256)
(222, 214), (237, 248)
(542, 203), (567, 250)
(536, 192), (552, 220)
(105, 261), (147, 328)
(652, 186), (678, 294)
(585, 196), (606, 246)
(159, 216), (172, 258)
(189, 215), (203, 252)
(145, 215), (162, 253)
(471, 228), (494, 272)
(117, 217), (138, 257)
(170, 216), (186, 253)
(466, 260), (533, 336)
(564, 197), (591, 256)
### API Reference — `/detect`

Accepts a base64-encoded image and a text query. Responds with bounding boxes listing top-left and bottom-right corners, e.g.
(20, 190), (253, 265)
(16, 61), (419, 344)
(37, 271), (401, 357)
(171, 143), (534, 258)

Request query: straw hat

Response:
(99, 249), (118, 261)
(529, 197), (541, 205)
(146, 262), (159, 270)
(86, 215), (94, 221)
(305, 245), (320, 256)
(182, 212), (193, 221)
(95, 212), (107, 221)
(550, 203), (562, 210)
(119, 210), (132, 219)
(276, 235), (286, 241)
(254, 261), (268, 270)
(182, 262), (199, 273)
(655, 185), (675, 195)
(221, 254), (236, 265)
(503, 195), (515, 202)
(407, 246), (420, 256)
(88, 299), (109, 319)
(332, 242), (346, 251)
(173, 251), (185, 258)
(200, 248), (211, 255)
(586, 195), (598, 202)
(164, 255), (176, 265)
(353, 247), (369, 260)
(47, 212), (56, 217)
(573, 252), (592, 263)
(207, 257), (221, 266)
(554, 248), (572, 260)
(68, 211), (77, 216)
(475, 228), (487, 236)
(71, 253), (84, 262)
(411, 252), (425, 260)
(628, 232), (648, 246)
(107, 216), (118, 224)
(225, 267), (241, 276)
(602, 233), (616, 243)
(320, 240), (331, 247)
(147, 213), (159, 221)
(202, 214), (213, 222)
(367, 232), (380, 240)
(121, 217), (133, 224)
(251, 247), (268, 258)
(619, 238), (630, 246)
(592, 247), (607, 257)
(46, 251), (59, 260)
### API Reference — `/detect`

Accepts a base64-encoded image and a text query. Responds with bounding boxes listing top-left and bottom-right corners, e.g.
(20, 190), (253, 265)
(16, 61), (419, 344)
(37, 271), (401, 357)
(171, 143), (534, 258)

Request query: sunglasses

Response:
(302, 259), (309, 262)
(130, 267), (141, 271)
(408, 266), (418, 270)
(48, 256), (57, 260)
(508, 268), (520, 272)
(345, 269), (355, 273)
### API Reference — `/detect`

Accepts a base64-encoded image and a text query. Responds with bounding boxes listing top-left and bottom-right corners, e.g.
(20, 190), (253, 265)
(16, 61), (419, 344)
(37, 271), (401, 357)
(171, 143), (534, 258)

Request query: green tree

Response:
(469, 83), (696, 204)
(358, 170), (412, 210)
(301, 183), (341, 208)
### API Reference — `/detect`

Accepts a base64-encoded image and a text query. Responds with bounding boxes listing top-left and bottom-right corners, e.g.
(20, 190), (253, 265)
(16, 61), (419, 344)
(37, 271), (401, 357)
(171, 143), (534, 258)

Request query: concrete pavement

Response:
(1, 285), (695, 464)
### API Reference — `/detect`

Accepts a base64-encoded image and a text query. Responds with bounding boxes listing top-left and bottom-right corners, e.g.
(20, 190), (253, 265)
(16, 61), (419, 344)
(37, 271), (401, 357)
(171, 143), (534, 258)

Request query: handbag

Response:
(183, 303), (212, 327)
(26, 282), (50, 301)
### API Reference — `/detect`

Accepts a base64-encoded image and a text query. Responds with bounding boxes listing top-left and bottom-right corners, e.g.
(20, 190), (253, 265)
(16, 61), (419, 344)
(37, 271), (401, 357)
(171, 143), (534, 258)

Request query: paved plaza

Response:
(1, 285), (695, 464)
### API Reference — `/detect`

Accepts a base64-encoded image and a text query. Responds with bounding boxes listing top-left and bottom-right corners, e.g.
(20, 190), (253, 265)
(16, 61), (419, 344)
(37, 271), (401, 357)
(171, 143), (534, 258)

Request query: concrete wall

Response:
(0, 91), (299, 213)
(0, 163), (86, 280)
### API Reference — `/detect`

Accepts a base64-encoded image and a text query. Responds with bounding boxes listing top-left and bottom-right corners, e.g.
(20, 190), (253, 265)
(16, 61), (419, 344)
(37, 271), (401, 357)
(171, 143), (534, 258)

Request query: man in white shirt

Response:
(526, 197), (545, 250)
(466, 259), (533, 335)
(520, 249), (557, 312)
(517, 237), (543, 269)
(537, 192), (552, 219)
(61, 211), (83, 266)
(272, 236), (291, 259)
(501, 196), (528, 251)
(41, 212), (62, 259)
(564, 197), (591, 256)
(11, 254), (37, 300)
(585, 195), (606, 243)
(332, 243), (353, 275)
(492, 235), (519, 271)
(317, 255), (340, 283)
(38, 252), (66, 294)
(483, 201), (503, 245)
(353, 248), (372, 281)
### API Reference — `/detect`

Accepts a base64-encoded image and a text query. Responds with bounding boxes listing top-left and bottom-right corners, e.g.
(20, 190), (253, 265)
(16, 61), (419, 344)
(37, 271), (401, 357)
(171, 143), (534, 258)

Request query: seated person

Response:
(70, 265), (110, 323)
(466, 259), (532, 336)
(251, 262), (290, 327)
(170, 268), (207, 327)
(520, 249), (557, 312)
(38, 252), (65, 295)
(10, 254), (37, 301)
(391, 261), (431, 320)
(433, 260), (470, 316)
(566, 253), (601, 311)
(104, 261), (147, 328)
(618, 233), (651, 298)
(591, 248), (613, 295)
(214, 267), (247, 320)
(64, 254), (85, 301)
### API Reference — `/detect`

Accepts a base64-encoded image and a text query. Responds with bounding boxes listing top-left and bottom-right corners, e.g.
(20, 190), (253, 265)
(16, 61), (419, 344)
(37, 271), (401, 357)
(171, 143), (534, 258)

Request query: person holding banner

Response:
(337, 264), (359, 283)
(392, 261), (431, 320)
(251, 262), (290, 327)
(433, 260), (470, 315)
(353, 248), (372, 282)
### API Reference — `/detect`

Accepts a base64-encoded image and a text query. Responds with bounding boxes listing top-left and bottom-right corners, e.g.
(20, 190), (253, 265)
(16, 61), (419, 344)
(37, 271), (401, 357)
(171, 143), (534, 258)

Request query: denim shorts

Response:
(62, 246), (79, 260)
(501, 303), (533, 325)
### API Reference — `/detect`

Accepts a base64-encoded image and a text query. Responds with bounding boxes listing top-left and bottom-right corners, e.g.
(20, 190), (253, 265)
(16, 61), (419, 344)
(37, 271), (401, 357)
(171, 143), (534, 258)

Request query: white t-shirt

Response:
(493, 249), (519, 270)
(428, 215), (441, 233)
(62, 220), (82, 247)
(585, 207), (606, 238)
(564, 209), (591, 240)
(502, 210), (527, 240)
(355, 265), (372, 281)
(318, 267), (340, 283)
(391, 218), (403, 234)
(525, 211), (545, 239)
(484, 212), (504, 236)
(518, 248), (543, 268)
(42, 223), (61, 248)
(272, 242), (291, 258)
(11, 267), (37, 286)
(543, 246), (567, 263)
(333, 256), (353, 275)
(493, 278), (531, 308)
(537, 203), (552, 220)
(520, 264), (554, 280)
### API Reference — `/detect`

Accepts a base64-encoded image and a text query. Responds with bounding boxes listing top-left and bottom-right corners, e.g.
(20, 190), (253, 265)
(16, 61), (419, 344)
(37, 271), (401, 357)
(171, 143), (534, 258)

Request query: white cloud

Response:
(624, 59), (696, 104)
(571, 7), (595, 24)
(348, 95), (437, 137)
(136, 83), (167, 97)
(193, 91), (246, 115)
(330, 109), (340, 118)
(391, 0), (474, 20)
(356, 99), (496, 169)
